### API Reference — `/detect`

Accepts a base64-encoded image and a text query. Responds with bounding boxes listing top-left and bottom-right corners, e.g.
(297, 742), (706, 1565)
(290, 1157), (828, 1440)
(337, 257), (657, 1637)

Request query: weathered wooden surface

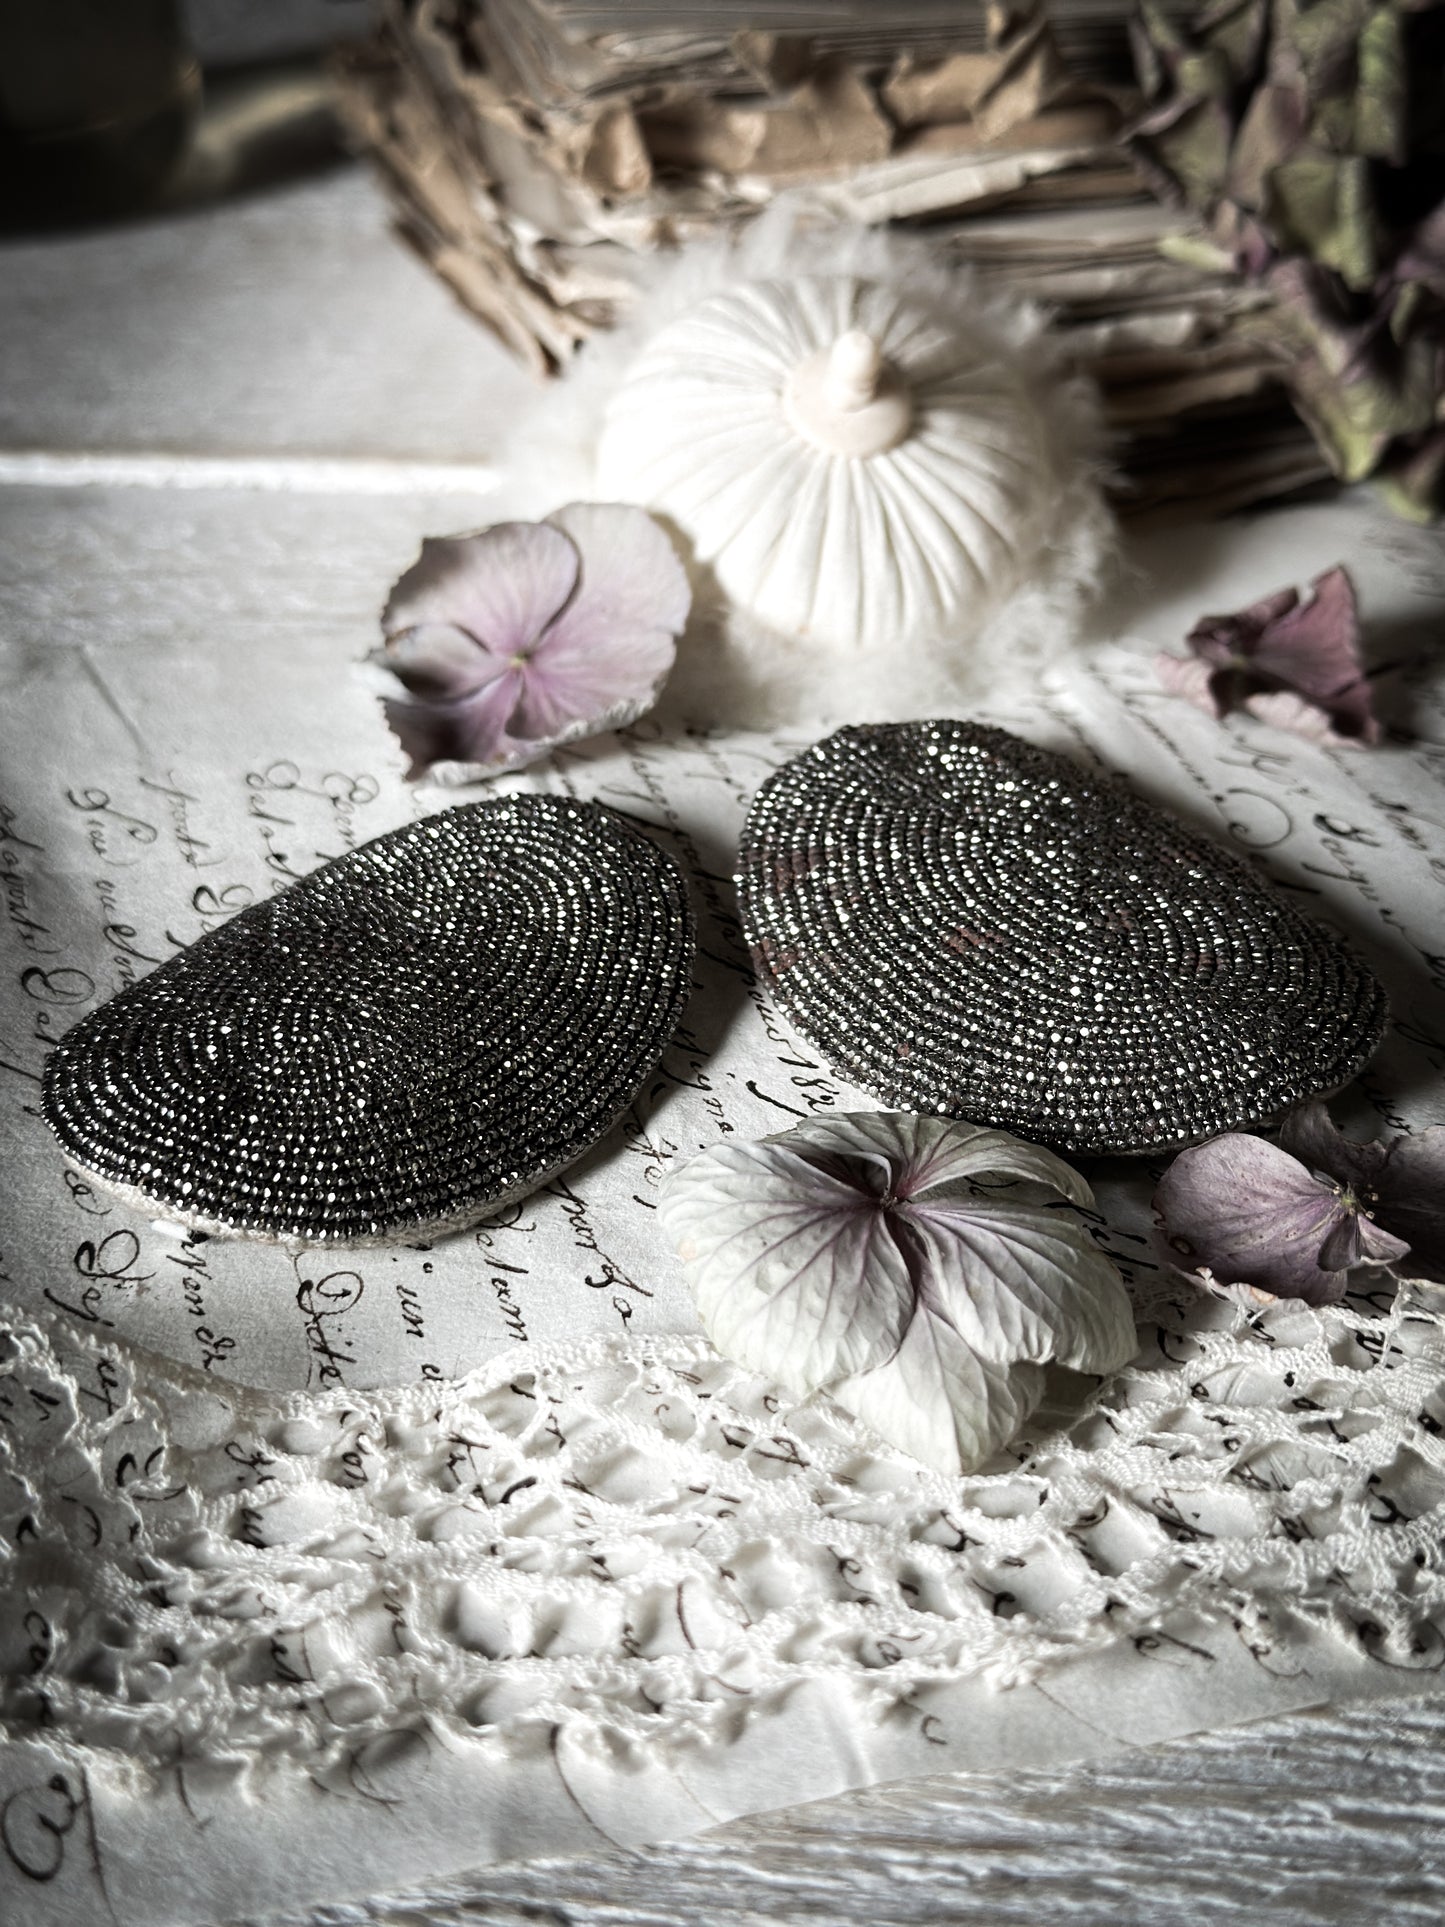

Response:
(243, 1697), (1445, 1927)
(0, 170), (528, 466)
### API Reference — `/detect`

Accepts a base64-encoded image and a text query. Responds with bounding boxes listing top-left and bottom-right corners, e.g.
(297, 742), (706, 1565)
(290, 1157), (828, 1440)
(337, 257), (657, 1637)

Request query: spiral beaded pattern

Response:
(738, 722), (1387, 1156)
(44, 798), (695, 1244)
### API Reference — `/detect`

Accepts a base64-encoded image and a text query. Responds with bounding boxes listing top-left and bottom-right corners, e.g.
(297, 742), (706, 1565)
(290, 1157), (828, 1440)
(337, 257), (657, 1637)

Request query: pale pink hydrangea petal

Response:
(509, 629), (677, 743)
(383, 521), (579, 657)
(1242, 688), (1344, 743)
(1153, 1133), (1409, 1306)
(547, 502), (693, 639)
(1280, 1101), (1445, 1280)
(380, 672), (526, 782)
(370, 506), (690, 782)
(513, 503), (691, 741)
(382, 622), (514, 701)
(1155, 650), (1226, 717)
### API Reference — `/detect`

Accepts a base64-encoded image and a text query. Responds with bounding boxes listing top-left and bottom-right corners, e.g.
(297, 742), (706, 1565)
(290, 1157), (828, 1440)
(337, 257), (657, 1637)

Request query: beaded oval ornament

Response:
(738, 721), (1387, 1156)
(44, 797), (694, 1244)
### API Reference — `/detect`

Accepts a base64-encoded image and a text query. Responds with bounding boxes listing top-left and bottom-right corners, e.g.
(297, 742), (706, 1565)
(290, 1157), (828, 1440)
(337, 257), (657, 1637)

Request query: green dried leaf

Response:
(1266, 150), (1379, 288)
(1203, 0), (1272, 83)
(1148, 96), (1237, 205)
(1129, 0), (1445, 518)
(1159, 229), (1238, 272)
(1289, 336), (1439, 480)
(1291, 0), (1368, 90)
(1228, 80), (1308, 208)
(1377, 425), (1445, 521)
(1355, 6), (1408, 161)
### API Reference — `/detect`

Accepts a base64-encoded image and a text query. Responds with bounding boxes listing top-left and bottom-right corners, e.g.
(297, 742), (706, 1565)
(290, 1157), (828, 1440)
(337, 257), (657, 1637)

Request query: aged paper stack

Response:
(338, 0), (1329, 519)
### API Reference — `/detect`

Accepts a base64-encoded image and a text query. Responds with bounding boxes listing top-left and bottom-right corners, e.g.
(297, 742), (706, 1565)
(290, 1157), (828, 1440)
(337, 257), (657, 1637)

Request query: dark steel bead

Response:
(738, 721), (1387, 1156)
(44, 797), (694, 1244)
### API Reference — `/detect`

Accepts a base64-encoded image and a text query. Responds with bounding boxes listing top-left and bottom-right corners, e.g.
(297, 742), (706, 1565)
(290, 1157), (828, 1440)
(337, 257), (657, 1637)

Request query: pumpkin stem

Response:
(826, 330), (883, 413)
(783, 329), (912, 459)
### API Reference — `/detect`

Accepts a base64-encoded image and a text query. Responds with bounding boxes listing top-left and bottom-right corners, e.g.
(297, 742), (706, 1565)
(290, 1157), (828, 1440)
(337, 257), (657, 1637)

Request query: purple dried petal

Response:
(1316, 1211), (1364, 1272)
(1187, 587), (1301, 668)
(1371, 1129), (1445, 1281)
(382, 623), (512, 702)
(511, 503), (689, 742)
(1281, 1103), (1445, 1280)
(1278, 1100), (1388, 1191)
(1158, 566), (1381, 747)
(371, 505), (690, 782)
(1352, 1213), (1414, 1267)
(547, 502), (693, 640)
(380, 672), (526, 781)
(1153, 1133), (1400, 1305)
(1317, 1209), (1410, 1273)
(1245, 568), (1379, 743)
(383, 521), (579, 659)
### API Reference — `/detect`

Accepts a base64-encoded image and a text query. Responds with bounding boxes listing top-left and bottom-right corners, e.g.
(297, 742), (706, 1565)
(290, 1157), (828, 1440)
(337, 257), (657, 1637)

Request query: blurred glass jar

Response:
(0, 0), (201, 226)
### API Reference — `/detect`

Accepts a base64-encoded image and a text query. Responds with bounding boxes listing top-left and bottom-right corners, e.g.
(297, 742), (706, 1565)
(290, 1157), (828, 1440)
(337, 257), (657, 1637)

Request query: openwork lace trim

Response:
(4, 1270), (1445, 1783)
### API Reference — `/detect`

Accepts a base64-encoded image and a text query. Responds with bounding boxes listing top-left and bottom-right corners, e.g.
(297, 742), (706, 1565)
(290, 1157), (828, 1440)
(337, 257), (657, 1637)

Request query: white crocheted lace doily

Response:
(5, 1262), (1445, 1789)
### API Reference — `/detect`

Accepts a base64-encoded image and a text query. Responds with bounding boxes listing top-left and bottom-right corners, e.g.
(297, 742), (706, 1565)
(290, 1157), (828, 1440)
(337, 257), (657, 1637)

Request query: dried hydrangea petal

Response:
(1280, 1101), (1445, 1281)
(1153, 1131), (1409, 1305)
(379, 664), (528, 777)
(509, 503), (690, 742)
(1236, 567), (1378, 740)
(370, 506), (690, 783)
(1157, 566), (1380, 745)
(384, 520), (579, 659)
(1127, 0), (1445, 515)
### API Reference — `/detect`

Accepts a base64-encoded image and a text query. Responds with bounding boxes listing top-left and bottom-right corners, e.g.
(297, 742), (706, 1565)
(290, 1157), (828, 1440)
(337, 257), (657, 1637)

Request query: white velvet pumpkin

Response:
(595, 274), (1061, 651)
(508, 213), (1111, 726)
